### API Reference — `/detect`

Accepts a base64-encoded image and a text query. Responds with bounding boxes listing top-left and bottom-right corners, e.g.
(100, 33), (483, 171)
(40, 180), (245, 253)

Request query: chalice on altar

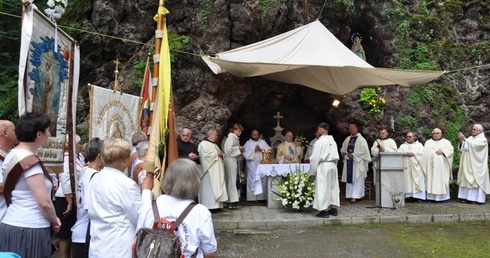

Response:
(266, 149), (273, 164)
(260, 149), (267, 164)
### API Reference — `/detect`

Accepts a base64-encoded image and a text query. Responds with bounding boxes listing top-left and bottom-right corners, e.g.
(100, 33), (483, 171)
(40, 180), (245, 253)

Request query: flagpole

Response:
(145, 0), (180, 196)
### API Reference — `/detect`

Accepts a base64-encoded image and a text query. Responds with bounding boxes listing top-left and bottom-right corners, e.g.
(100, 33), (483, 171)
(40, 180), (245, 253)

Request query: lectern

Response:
(372, 152), (405, 208)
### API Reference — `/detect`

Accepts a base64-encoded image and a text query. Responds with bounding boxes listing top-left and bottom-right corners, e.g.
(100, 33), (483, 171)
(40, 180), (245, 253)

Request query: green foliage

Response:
(0, 0), (22, 119)
(335, 0), (355, 13)
(200, 0), (215, 26)
(129, 59), (150, 90)
(359, 87), (386, 114)
(59, 0), (91, 21)
(396, 44), (439, 71)
(168, 32), (191, 63)
(407, 85), (434, 108)
(64, 22), (83, 36)
(395, 115), (418, 129)
(0, 83), (18, 121)
(259, 0), (283, 20)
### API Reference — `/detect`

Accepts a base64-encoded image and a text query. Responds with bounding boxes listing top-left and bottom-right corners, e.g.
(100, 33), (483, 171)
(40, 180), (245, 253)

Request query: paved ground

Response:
(212, 199), (490, 230)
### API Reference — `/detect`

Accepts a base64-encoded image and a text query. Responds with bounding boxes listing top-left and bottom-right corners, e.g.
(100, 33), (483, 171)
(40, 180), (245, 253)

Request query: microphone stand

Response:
(367, 141), (395, 212)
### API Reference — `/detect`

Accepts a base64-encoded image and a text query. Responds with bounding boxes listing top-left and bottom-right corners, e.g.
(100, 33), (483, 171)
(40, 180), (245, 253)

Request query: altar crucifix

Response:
(274, 111), (283, 128)
(270, 112), (285, 160)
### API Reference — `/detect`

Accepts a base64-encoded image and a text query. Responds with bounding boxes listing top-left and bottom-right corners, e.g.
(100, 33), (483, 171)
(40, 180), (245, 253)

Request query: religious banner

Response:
(17, 5), (80, 171)
(88, 85), (141, 141)
(139, 59), (152, 135)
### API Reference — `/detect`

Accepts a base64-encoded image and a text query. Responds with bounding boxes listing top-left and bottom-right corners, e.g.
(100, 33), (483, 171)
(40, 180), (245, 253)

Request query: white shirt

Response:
(87, 166), (142, 258)
(137, 192), (217, 258)
(71, 166), (98, 243)
(1, 149), (52, 228)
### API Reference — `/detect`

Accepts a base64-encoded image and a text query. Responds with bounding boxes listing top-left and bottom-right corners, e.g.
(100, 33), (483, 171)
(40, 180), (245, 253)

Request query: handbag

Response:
(133, 200), (196, 258)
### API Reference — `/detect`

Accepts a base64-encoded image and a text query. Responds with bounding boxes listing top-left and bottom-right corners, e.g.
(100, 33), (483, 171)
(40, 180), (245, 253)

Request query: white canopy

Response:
(202, 20), (444, 95)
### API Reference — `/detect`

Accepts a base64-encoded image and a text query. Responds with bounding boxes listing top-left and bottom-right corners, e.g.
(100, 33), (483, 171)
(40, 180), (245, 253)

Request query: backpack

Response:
(133, 200), (196, 258)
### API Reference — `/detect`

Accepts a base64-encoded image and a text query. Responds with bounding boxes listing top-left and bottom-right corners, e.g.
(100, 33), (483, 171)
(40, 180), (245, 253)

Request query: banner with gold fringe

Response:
(88, 85), (140, 141)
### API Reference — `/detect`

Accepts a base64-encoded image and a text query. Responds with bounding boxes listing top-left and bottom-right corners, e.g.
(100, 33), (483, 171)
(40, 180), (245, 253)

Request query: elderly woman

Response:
(86, 138), (151, 257)
(138, 158), (217, 258)
(70, 137), (104, 258)
(0, 112), (61, 258)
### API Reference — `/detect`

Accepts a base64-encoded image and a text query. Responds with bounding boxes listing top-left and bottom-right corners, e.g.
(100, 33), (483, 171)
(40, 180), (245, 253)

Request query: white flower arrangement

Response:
(272, 168), (315, 212)
(45, 0), (68, 19)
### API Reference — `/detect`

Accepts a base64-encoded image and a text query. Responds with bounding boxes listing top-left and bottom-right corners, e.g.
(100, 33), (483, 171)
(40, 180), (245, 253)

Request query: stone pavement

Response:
(212, 200), (490, 230)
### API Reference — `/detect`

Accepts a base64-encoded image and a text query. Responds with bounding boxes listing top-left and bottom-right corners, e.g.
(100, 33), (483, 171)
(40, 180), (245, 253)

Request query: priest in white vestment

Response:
(276, 131), (303, 164)
(398, 132), (427, 201)
(340, 123), (371, 202)
(457, 124), (490, 204)
(243, 130), (271, 201)
(424, 128), (454, 202)
(198, 129), (228, 209)
(370, 128), (398, 186)
(223, 124), (245, 209)
(310, 123), (340, 218)
(371, 128), (398, 159)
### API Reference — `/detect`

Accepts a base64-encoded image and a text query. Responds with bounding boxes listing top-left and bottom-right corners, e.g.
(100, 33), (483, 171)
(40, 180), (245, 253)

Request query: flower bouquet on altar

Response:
(272, 168), (315, 212)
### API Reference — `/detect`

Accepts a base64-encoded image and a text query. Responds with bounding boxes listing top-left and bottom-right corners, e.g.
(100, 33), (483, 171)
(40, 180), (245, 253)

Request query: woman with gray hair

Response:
(137, 158), (217, 258)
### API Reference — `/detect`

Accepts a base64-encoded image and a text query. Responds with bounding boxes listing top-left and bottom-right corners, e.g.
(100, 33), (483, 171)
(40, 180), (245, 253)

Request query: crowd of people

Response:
(0, 112), (488, 257)
(0, 112), (218, 258)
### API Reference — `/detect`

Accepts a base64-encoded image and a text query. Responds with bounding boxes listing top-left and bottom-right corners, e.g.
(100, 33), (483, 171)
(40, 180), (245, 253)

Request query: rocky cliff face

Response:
(70, 0), (489, 147)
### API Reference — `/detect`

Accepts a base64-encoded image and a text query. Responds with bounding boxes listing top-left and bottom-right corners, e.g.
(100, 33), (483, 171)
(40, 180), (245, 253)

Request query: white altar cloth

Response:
(254, 163), (311, 195)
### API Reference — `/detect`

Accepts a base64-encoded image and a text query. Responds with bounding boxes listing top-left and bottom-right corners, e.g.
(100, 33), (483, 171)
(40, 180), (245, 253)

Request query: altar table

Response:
(254, 163), (310, 208)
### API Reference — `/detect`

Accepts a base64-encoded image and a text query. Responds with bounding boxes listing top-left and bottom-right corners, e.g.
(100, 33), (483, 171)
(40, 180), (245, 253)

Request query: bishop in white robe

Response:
(424, 128), (454, 201)
(457, 124), (490, 204)
(276, 131), (303, 164)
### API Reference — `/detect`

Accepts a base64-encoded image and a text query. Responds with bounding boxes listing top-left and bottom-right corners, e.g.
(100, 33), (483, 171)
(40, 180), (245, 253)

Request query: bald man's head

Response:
(0, 120), (17, 151)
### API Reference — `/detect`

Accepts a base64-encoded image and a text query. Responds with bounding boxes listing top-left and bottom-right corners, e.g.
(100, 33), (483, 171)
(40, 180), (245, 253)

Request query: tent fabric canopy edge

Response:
(201, 20), (445, 95)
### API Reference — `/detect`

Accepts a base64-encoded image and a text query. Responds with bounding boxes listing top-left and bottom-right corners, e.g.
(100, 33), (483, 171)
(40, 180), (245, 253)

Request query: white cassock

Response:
(223, 133), (241, 203)
(370, 138), (398, 185)
(310, 135), (340, 211)
(198, 140), (228, 209)
(398, 141), (427, 200)
(340, 133), (371, 199)
(243, 138), (271, 201)
(457, 132), (490, 203)
(304, 137), (318, 162)
(424, 138), (454, 201)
